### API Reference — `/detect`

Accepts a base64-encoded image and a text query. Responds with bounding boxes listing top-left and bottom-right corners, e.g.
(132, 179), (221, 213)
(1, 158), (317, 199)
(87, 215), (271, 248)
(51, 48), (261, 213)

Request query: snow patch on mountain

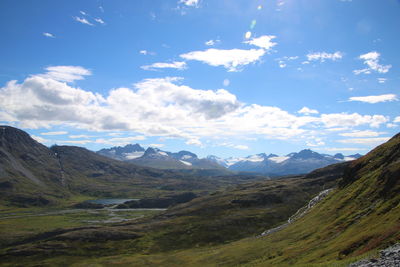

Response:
(180, 160), (192, 166)
(268, 156), (289, 163)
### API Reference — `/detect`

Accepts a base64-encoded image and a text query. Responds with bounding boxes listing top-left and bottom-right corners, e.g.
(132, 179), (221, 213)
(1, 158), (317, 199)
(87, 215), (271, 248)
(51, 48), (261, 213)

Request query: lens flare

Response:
(245, 31), (252, 39)
(250, 20), (257, 29)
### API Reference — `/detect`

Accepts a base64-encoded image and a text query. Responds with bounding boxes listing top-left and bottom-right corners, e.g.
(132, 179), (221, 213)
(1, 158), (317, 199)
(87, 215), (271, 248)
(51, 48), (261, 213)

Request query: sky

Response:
(0, 0), (399, 158)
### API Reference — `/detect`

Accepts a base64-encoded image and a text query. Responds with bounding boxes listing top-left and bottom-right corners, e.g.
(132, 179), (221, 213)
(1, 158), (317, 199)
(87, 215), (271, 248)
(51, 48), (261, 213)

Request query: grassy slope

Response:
(58, 134), (399, 266)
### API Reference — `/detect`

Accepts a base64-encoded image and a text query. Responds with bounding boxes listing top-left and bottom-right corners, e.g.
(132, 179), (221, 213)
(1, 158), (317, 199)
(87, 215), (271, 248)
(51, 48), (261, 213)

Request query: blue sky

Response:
(0, 0), (399, 158)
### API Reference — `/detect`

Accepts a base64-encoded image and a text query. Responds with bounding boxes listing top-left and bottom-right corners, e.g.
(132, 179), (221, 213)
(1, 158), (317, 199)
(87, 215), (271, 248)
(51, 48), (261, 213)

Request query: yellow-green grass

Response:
(0, 208), (161, 249)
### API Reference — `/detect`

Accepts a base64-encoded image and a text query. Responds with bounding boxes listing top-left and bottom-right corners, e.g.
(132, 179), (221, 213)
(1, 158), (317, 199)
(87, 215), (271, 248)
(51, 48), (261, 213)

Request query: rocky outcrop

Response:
(349, 243), (400, 267)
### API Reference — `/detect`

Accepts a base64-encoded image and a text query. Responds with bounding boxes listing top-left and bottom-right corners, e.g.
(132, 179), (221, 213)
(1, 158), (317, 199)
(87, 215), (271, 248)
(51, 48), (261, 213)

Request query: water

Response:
(86, 198), (138, 205)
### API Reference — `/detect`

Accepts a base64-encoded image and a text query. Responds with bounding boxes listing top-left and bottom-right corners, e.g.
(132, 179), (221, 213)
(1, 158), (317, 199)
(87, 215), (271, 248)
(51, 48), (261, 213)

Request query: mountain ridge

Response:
(97, 143), (362, 175)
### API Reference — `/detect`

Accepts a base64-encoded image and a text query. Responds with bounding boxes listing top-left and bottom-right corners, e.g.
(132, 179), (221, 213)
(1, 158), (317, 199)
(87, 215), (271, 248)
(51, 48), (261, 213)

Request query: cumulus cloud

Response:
(41, 131), (68, 136)
(180, 48), (266, 72)
(339, 130), (384, 138)
(38, 66), (92, 83)
(394, 116), (400, 123)
(338, 137), (390, 145)
(306, 51), (343, 62)
(348, 94), (398, 104)
(141, 61), (187, 71)
(244, 35), (277, 50)
(320, 113), (388, 128)
(43, 32), (55, 38)
(0, 68), (392, 146)
(73, 16), (94, 26)
(354, 51), (391, 75)
(298, 107), (319, 115)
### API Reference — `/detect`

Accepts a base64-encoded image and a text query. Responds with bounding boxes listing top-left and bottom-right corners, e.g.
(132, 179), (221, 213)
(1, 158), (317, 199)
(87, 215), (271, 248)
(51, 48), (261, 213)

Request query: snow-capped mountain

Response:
(97, 143), (145, 161)
(208, 149), (362, 176)
(97, 144), (361, 176)
(97, 145), (223, 170)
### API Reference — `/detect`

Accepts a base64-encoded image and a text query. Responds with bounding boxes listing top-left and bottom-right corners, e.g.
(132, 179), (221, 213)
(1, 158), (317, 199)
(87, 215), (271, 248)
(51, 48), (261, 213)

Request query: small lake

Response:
(86, 198), (138, 205)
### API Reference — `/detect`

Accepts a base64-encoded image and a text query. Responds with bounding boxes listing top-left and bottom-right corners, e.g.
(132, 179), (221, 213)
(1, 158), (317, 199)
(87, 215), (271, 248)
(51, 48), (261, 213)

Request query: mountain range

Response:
(97, 143), (362, 176)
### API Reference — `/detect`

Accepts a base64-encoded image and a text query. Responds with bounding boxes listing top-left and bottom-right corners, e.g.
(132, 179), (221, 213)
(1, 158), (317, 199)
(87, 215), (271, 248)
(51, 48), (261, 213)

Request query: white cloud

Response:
(278, 61), (286, 68)
(94, 18), (105, 24)
(298, 107), (319, 115)
(205, 39), (220, 46)
(93, 136), (146, 146)
(234, 145), (249, 150)
(179, 0), (199, 7)
(147, 143), (165, 148)
(69, 134), (93, 139)
(394, 116), (400, 123)
(306, 51), (343, 62)
(43, 32), (55, 38)
(31, 135), (50, 144)
(73, 16), (94, 26)
(186, 138), (202, 146)
(339, 130), (384, 138)
(348, 94), (398, 104)
(139, 50), (156, 56)
(219, 142), (249, 150)
(141, 61), (187, 71)
(306, 138), (325, 147)
(378, 78), (387, 84)
(338, 137), (390, 145)
(244, 35), (277, 50)
(0, 69), (393, 146)
(180, 48), (266, 72)
(80, 11), (87, 16)
(354, 51), (391, 75)
(223, 79), (230, 87)
(386, 123), (398, 128)
(276, 56), (298, 68)
(58, 139), (92, 145)
(39, 66), (92, 83)
(321, 113), (388, 128)
(41, 131), (68, 136)
(322, 147), (365, 152)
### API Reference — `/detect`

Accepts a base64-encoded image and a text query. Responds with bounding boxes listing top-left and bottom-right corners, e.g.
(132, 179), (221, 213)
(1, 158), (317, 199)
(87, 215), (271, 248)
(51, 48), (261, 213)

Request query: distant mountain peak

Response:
(97, 143), (145, 161)
(291, 149), (324, 160)
(333, 153), (344, 159)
